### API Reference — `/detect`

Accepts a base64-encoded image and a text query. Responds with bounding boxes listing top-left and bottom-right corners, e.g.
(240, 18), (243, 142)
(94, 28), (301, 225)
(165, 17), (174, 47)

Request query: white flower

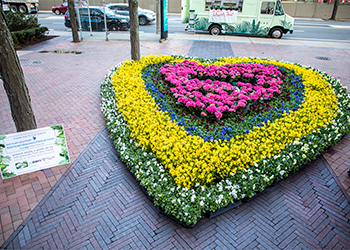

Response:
(230, 190), (237, 199)
(200, 201), (204, 206)
(191, 195), (196, 202)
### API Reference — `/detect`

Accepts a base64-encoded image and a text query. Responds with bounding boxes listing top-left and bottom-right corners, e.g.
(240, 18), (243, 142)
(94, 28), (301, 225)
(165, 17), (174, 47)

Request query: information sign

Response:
(0, 125), (70, 179)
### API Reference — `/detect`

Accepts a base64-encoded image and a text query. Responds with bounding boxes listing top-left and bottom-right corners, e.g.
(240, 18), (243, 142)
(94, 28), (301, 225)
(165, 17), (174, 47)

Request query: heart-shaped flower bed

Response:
(101, 55), (350, 226)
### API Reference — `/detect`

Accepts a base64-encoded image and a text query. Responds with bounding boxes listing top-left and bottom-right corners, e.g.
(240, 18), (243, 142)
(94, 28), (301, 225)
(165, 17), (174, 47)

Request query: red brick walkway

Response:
(3, 127), (350, 249)
(1, 35), (350, 248)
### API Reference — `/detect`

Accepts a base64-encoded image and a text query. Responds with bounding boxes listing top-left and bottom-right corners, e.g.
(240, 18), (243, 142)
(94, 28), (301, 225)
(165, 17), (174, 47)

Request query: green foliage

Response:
(233, 20), (269, 36)
(0, 140), (15, 179)
(195, 17), (210, 30)
(280, 20), (293, 30)
(51, 125), (70, 164)
(11, 26), (49, 46)
(222, 23), (235, 33)
(4, 12), (40, 32)
(4, 12), (48, 46)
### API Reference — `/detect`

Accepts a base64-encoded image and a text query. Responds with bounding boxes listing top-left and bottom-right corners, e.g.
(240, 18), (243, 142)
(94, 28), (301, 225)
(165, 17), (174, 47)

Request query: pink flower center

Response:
(160, 60), (283, 119)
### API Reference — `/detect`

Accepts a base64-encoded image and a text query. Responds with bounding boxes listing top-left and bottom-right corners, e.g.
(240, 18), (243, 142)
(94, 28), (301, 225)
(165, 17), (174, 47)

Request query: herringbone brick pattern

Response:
(2, 127), (350, 249)
(188, 41), (234, 59)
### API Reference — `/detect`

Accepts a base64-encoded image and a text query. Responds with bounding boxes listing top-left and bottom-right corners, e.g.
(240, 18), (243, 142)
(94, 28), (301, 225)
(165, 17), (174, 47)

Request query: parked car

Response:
(64, 6), (130, 31)
(52, 0), (86, 15)
(106, 3), (155, 25)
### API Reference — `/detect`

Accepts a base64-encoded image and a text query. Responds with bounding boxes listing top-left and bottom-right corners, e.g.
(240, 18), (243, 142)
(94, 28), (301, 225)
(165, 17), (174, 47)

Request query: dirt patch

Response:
(39, 50), (83, 54)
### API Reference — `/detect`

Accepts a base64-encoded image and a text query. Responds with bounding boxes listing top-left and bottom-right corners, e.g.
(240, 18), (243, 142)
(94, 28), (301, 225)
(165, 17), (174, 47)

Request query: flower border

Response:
(100, 55), (350, 226)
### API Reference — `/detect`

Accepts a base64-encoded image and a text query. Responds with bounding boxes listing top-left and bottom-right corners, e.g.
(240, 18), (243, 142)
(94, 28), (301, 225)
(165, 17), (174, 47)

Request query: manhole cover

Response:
(315, 56), (331, 61)
(39, 50), (83, 54)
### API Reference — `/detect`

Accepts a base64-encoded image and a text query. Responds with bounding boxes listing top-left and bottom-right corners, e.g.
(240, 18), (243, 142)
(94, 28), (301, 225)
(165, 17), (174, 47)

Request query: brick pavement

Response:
(1, 34), (350, 248)
(2, 127), (350, 249)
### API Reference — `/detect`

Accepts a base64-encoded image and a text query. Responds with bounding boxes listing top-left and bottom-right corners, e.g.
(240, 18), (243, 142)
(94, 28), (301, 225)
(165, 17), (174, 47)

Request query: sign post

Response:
(160, 0), (168, 41)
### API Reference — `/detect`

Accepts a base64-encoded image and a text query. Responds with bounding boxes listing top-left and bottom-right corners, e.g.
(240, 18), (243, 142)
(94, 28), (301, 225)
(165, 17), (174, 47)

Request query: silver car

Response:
(106, 3), (155, 26)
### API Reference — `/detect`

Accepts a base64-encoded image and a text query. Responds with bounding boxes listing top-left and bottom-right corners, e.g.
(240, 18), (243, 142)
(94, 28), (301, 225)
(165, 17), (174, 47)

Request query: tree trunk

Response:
(331, 0), (339, 20)
(0, 8), (37, 132)
(68, 0), (79, 42)
(129, 0), (140, 61)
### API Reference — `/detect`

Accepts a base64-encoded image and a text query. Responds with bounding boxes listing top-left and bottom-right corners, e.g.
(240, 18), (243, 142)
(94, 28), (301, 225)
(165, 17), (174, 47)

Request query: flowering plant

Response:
(160, 60), (283, 119)
(100, 55), (350, 226)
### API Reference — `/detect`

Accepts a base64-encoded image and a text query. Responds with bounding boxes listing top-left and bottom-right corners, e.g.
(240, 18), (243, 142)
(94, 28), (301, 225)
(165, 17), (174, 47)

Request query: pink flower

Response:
(215, 111), (223, 119)
(237, 100), (246, 108)
(206, 105), (218, 114)
(159, 61), (283, 119)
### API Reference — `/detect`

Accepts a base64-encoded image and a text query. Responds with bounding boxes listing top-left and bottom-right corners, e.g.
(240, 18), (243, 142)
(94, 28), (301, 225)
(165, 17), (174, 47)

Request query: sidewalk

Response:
(44, 29), (350, 50)
(1, 32), (350, 249)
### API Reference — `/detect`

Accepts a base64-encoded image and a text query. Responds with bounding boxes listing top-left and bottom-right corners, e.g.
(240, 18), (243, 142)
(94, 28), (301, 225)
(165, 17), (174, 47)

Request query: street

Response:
(37, 11), (350, 42)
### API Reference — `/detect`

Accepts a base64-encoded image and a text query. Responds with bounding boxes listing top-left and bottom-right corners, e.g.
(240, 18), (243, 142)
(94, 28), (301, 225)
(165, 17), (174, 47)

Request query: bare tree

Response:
(129, 0), (140, 61)
(68, 0), (79, 42)
(0, 7), (37, 132)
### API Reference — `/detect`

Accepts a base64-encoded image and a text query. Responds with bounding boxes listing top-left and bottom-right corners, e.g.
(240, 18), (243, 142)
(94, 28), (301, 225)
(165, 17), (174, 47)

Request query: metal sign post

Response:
(86, 0), (92, 36)
(160, 0), (168, 41)
(75, 5), (83, 41)
(102, 0), (109, 41)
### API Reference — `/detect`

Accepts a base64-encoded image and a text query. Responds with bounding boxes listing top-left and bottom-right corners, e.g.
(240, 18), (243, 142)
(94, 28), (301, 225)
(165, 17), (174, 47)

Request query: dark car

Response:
(64, 6), (130, 31)
(106, 3), (155, 26)
(52, 0), (87, 15)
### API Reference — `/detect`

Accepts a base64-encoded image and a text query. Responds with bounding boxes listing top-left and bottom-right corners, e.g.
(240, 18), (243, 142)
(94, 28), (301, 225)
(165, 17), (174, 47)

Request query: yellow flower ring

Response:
(101, 55), (350, 225)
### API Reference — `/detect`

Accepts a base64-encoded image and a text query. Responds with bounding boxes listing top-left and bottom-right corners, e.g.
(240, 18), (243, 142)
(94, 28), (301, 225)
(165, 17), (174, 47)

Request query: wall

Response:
(283, 2), (350, 19)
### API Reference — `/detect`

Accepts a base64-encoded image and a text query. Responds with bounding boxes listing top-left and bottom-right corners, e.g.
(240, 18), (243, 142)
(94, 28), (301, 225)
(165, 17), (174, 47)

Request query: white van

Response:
(181, 0), (294, 38)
